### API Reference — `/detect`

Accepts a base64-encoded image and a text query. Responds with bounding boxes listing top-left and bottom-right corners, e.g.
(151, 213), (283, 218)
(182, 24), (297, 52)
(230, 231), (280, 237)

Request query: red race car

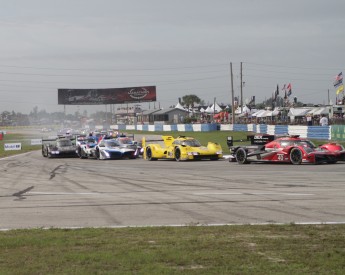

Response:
(228, 134), (345, 165)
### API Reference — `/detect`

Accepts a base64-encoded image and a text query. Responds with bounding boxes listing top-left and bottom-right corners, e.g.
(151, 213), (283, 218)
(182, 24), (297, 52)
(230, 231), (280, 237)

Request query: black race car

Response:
(42, 137), (77, 158)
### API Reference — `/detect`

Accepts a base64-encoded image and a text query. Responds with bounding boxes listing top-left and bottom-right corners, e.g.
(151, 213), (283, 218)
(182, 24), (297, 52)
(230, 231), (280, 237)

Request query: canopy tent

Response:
(205, 103), (222, 113)
(256, 110), (271, 118)
(251, 109), (265, 117)
(211, 103), (223, 113)
(205, 106), (214, 113)
(175, 102), (186, 111)
(288, 108), (311, 117)
(264, 108), (280, 117)
(250, 109), (273, 117)
(234, 105), (251, 115)
(306, 108), (320, 116)
(312, 107), (329, 115)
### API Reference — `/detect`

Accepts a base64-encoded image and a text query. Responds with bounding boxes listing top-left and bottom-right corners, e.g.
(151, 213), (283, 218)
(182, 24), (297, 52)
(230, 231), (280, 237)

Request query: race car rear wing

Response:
(227, 134), (275, 148)
(141, 136), (168, 149)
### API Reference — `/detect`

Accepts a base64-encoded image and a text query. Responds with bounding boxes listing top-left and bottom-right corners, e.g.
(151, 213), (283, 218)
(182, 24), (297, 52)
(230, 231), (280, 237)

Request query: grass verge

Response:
(0, 133), (41, 158)
(0, 224), (344, 274)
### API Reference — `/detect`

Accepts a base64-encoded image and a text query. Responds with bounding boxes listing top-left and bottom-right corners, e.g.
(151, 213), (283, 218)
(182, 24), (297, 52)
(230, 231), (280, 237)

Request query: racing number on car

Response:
(277, 154), (284, 161)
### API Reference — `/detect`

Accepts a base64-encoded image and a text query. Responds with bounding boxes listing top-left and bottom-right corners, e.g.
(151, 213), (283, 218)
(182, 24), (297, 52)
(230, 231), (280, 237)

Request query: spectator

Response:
(306, 114), (312, 126)
(319, 114), (328, 126)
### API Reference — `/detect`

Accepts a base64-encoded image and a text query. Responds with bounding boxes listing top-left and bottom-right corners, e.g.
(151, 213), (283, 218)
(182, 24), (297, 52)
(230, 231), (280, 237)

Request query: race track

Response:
(1, 150), (345, 229)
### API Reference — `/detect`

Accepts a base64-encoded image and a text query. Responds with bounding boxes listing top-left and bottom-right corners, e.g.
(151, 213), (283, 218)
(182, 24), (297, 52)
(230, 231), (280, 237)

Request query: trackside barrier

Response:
(331, 125), (345, 140)
(104, 123), (342, 140)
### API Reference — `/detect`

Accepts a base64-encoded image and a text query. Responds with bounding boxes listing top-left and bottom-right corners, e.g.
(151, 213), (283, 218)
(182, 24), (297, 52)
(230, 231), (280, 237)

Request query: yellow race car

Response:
(142, 135), (223, 161)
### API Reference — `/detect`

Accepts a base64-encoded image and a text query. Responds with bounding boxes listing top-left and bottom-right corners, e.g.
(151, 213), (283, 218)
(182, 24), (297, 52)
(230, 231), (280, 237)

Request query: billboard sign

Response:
(4, 143), (22, 151)
(58, 86), (156, 105)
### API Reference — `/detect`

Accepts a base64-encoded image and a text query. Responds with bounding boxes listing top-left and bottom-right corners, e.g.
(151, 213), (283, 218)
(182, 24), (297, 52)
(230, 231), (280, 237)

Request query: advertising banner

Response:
(58, 86), (156, 105)
(31, 139), (43, 145)
(4, 143), (22, 151)
(331, 125), (345, 140)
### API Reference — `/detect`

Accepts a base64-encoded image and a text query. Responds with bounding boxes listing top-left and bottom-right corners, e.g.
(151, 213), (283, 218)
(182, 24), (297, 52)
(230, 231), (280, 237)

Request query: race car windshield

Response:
(57, 140), (72, 146)
(295, 140), (316, 148)
(118, 138), (133, 144)
(105, 141), (119, 147)
(182, 139), (201, 147)
(280, 140), (316, 149)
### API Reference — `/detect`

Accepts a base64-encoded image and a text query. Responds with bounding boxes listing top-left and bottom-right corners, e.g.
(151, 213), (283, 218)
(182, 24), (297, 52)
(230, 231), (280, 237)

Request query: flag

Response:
(336, 84), (344, 95)
(286, 83), (292, 97)
(334, 72), (343, 88)
(282, 84), (286, 92)
(274, 84), (279, 100)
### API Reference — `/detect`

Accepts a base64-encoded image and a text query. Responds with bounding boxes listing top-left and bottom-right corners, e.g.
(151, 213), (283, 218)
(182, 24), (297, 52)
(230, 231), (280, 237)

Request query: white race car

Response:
(76, 136), (98, 159)
(95, 138), (136, 160)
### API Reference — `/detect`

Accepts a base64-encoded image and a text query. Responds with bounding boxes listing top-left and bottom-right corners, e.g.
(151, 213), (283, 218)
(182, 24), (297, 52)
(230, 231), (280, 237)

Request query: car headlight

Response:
(187, 152), (200, 156)
(104, 150), (110, 157)
(51, 151), (60, 154)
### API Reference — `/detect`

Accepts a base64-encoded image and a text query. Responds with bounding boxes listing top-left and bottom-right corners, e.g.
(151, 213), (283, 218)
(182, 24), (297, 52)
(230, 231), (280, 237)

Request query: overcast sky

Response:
(1, 0), (344, 114)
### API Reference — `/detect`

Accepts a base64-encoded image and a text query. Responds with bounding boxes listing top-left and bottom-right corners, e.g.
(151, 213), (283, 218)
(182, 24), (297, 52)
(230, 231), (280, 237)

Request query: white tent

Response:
(205, 104), (222, 113)
(205, 106), (214, 113)
(256, 110), (271, 118)
(312, 107), (329, 115)
(175, 102), (186, 110)
(235, 105), (251, 115)
(264, 108), (280, 117)
(306, 107), (320, 116)
(210, 103), (223, 113)
(251, 109), (266, 117)
(288, 108), (311, 117)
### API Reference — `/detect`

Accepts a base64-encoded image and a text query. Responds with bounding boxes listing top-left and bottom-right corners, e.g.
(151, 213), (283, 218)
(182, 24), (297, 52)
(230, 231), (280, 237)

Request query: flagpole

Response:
(328, 89), (330, 105)
(240, 62), (243, 114)
(230, 62), (235, 124)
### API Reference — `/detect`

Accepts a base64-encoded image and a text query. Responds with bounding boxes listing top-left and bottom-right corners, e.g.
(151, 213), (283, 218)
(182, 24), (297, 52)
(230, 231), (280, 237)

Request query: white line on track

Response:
(28, 192), (103, 195)
(193, 192), (314, 196)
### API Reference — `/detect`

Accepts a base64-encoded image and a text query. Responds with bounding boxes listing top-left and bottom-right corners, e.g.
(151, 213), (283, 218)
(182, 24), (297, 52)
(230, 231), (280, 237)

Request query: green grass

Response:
(0, 133), (41, 158)
(0, 224), (344, 274)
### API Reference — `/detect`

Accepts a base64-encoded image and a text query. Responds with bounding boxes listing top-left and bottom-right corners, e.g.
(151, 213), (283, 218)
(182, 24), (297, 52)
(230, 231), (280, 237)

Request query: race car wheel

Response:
(95, 149), (100, 160)
(146, 147), (157, 161)
(290, 148), (303, 165)
(77, 147), (84, 159)
(175, 148), (181, 161)
(235, 148), (248, 164)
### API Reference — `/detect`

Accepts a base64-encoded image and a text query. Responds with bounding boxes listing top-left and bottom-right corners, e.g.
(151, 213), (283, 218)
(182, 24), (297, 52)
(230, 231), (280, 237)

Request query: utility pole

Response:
(230, 62), (235, 124)
(240, 62), (243, 113)
(327, 89), (330, 105)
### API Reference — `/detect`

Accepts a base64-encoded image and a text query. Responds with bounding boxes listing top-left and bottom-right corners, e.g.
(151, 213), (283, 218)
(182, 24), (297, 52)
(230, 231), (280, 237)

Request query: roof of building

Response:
(153, 107), (189, 115)
(140, 109), (162, 115)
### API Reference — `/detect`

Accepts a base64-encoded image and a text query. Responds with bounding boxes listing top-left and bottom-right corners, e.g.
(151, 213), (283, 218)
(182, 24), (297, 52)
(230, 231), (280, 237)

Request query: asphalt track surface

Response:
(1, 148), (345, 230)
